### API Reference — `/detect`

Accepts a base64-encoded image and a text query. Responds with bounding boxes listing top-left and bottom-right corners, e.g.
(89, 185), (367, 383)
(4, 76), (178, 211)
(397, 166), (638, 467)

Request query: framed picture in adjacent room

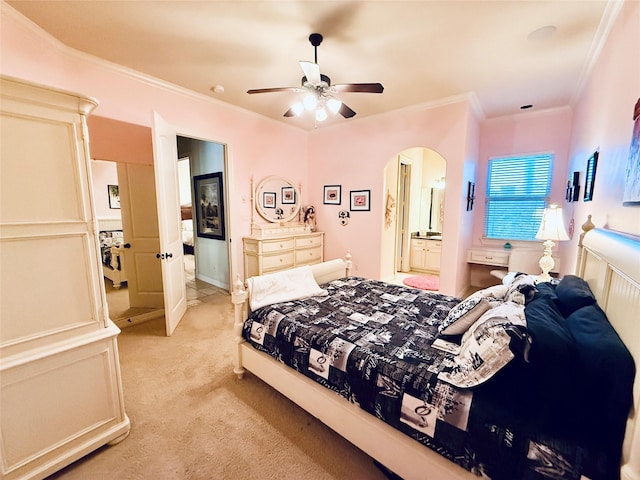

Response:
(194, 172), (225, 240)
(107, 184), (120, 209)
(323, 185), (342, 205)
(350, 189), (370, 211)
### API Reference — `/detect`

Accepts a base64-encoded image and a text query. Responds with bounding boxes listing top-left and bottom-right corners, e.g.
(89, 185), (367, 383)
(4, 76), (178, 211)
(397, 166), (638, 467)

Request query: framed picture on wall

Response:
(323, 185), (342, 205)
(194, 172), (225, 240)
(108, 184), (120, 209)
(584, 151), (599, 202)
(350, 189), (370, 211)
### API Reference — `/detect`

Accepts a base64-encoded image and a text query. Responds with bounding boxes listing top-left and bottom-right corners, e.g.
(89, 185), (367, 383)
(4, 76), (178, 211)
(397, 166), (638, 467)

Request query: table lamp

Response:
(535, 204), (569, 282)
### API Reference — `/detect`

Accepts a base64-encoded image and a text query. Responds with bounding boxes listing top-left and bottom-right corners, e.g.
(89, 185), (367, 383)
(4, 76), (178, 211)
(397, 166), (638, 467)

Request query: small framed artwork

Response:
(323, 185), (342, 205)
(194, 172), (225, 240)
(350, 189), (370, 211)
(263, 192), (276, 209)
(623, 97), (640, 205)
(584, 151), (599, 202)
(572, 171), (581, 202)
(466, 181), (475, 211)
(281, 186), (296, 204)
(108, 184), (120, 209)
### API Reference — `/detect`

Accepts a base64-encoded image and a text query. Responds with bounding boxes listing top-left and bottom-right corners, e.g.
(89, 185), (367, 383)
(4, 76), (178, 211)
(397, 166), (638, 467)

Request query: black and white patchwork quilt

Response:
(242, 277), (631, 480)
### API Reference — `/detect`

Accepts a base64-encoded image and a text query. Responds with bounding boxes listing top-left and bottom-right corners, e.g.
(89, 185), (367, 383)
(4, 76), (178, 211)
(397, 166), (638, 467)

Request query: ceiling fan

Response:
(247, 33), (384, 121)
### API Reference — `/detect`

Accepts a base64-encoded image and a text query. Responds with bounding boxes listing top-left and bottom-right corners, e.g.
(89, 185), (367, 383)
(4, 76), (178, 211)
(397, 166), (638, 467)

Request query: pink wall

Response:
(563, 0), (640, 272)
(477, 107), (574, 245)
(91, 160), (121, 219)
(308, 99), (479, 296)
(1, 4), (309, 280)
(3, 1), (636, 292)
(88, 116), (154, 165)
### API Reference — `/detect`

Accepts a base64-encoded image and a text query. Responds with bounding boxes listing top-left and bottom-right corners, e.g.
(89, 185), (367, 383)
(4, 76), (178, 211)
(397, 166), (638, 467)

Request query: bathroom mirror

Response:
(255, 175), (300, 223)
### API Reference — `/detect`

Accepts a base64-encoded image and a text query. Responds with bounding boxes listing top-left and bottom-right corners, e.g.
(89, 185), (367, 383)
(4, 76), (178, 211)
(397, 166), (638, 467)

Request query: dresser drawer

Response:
(262, 239), (294, 253)
(295, 235), (322, 249)
(262, 252), (295, 271)
(467, 249), (509, 266)
(295, 246), (322, 265)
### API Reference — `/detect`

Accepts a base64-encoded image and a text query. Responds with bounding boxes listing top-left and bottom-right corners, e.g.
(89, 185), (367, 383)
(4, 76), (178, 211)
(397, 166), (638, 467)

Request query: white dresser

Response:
(243, 224), (323, 278)
(0, 76), (130, 480)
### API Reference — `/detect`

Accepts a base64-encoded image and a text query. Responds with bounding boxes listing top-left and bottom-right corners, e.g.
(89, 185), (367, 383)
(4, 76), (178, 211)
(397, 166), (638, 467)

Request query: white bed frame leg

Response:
(231, 274), (247, 379)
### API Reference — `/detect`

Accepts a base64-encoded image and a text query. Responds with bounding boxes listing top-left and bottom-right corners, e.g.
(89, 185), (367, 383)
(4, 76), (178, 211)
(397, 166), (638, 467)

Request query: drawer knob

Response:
(485, 256), (493, 259)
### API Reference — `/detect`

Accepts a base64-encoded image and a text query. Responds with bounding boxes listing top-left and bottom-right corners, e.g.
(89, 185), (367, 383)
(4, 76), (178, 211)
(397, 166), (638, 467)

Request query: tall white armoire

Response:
(0, 76), (130, 479)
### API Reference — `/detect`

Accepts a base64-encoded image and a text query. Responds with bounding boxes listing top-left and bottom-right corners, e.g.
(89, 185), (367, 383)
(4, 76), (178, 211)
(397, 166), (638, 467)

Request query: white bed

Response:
(98, 218), (128, 289)
(232, 223), (640, 480)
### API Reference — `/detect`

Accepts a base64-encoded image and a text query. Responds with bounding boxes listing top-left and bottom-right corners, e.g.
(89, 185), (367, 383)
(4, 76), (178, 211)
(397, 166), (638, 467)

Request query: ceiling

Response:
(6, 0), (615, 130)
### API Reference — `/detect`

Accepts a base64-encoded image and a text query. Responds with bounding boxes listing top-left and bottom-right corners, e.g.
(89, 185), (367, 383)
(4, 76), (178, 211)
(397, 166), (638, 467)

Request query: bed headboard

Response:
(577, 227), (640, 480)
(97, 218), (123, 231)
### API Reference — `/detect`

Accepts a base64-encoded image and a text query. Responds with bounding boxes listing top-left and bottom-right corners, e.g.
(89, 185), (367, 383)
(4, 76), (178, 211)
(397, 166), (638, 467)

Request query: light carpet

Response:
(47, 293), (389, 480)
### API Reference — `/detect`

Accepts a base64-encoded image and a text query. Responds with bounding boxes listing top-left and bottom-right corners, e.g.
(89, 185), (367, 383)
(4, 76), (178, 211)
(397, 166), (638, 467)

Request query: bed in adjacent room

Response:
(98, 219), (127, 289)
(231, 223), (640, 480)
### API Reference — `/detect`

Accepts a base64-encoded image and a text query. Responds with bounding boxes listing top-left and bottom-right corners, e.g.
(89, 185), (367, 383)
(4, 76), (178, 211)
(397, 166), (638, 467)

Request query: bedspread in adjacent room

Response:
(242, 276), (633, 480)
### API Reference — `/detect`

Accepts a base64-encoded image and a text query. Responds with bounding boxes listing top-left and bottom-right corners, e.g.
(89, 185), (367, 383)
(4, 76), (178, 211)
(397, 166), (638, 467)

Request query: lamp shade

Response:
(535, 204), (569, 241)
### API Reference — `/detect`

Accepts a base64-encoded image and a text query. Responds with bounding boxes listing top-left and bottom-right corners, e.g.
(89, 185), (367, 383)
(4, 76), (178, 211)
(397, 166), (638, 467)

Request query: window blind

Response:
(484, 154), (553, 240)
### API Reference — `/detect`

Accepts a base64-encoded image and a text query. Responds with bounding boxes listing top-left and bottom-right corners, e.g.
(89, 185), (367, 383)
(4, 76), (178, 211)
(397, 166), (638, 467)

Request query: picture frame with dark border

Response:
(323, 185), (342, 205)
(263, 192), (276, 208)
(584, 151), (599, 202)
(194, 172), (225, 240)
(108, 184), (120, 209)
(281, 186), (296, 204)
(350, 189), (370, 211)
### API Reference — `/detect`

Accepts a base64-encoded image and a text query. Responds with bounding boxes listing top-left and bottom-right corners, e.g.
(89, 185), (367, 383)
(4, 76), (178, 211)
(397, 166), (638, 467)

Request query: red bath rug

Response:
(403, 275), (439, 291)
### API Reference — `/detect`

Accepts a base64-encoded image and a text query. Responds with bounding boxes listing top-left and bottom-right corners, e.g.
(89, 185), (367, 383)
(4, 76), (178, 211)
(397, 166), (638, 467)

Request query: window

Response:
(484, 154), (553, 240)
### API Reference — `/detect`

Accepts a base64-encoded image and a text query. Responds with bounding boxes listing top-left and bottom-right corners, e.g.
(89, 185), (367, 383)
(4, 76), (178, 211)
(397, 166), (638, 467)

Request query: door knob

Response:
(123, 243), (131, 248)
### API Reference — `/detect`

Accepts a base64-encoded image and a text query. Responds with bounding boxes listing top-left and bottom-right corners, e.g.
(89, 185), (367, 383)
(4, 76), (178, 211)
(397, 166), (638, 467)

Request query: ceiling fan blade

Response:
(300, 61), (321, 86)
(247, 87), (301, 94)
(333, 83), (384, 94)
(338, 103), (356, 118)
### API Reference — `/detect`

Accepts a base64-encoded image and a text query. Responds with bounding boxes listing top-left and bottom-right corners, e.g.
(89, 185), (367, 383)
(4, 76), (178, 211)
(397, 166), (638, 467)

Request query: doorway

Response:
(383, 147), (446, 285)
(176, 135), (230, 295)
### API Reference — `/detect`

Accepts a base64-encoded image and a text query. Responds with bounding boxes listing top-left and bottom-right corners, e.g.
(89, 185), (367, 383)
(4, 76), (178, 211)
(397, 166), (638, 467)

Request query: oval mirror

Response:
(255, 175), (300, 223)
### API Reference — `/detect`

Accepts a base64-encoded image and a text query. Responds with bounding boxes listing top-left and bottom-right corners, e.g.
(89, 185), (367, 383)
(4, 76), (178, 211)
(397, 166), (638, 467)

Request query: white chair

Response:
(490, 249), (542, 281)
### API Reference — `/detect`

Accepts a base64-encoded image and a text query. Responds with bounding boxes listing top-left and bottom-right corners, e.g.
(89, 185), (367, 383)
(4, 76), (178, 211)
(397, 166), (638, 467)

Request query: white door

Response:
(396, 161), (412, 272)
(152, 112), (187, 336)
(117, 162), (164, 309)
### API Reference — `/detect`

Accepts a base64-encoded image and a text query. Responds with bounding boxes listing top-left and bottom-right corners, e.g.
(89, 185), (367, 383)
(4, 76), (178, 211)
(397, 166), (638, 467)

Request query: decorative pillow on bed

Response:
(439, 302), (527, 388)
(438, 285), (507, 335)
(554, 274), (596, 317)
(247, 265), (328, 311)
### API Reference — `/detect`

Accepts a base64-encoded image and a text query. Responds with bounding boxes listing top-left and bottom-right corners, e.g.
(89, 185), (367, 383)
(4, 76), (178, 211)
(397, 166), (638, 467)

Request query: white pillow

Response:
(439, 302), (526, 388)
(247, 265), (327, 311)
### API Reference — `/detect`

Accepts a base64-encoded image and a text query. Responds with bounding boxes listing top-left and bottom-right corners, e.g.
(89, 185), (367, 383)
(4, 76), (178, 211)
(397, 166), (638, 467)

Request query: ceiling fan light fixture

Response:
(303, 94), (318, 111)
(315, 107), (328, 122)
(327, 98), (342, 114)
(290, 102), (304, 116)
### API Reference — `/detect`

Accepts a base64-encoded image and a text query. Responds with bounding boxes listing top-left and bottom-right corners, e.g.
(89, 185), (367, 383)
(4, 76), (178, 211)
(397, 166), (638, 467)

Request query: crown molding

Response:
(571, 0), (624, 106)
